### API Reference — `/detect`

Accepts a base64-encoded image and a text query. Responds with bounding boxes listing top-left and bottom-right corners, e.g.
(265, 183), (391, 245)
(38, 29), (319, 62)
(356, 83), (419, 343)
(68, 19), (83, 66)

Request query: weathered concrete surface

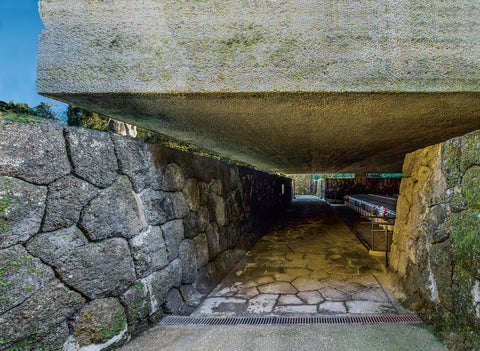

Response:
(37, 0), (480, 93)
(119, 324), (447, 351)
(37, 0), (480, 172)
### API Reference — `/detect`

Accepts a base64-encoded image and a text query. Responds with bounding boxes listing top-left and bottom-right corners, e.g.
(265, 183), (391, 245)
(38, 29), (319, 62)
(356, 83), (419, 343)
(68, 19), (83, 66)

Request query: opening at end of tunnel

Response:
(191, 193), (404, 317)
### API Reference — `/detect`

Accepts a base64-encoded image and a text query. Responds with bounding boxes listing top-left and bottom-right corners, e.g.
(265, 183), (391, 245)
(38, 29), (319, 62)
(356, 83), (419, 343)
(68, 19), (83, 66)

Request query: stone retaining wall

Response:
(0, 119), (291, 350)
(390, 130), (480, 349)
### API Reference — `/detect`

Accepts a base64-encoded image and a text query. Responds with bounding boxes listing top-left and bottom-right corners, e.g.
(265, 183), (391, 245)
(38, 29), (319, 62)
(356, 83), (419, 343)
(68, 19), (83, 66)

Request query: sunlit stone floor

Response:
(192, 196), (397, 316)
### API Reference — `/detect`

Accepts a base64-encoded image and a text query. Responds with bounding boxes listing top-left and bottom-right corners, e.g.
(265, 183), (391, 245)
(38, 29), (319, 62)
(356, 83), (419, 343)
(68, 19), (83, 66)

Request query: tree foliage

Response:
(33, 102), (56, 119)
(66, 105), (108, 131)
(0, 100), (56, 119)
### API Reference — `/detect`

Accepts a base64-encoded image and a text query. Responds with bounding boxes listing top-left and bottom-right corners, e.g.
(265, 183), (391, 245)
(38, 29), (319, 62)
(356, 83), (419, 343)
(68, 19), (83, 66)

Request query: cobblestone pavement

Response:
(193, 196), (398, 316)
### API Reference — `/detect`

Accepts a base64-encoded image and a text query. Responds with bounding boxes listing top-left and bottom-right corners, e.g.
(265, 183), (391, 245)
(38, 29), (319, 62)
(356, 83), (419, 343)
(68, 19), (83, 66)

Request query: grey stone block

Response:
(130, 226), (168, 278)
(0, 281), (84, 349)
(162, 163), (185, 191)
(26, 226), (88, 267)
(197, 206), (209, 232)
(193, 233), (209, 268)
(111, 134), (162, 192)
(179, 239), (197, 284)
(208, 193), (227, 227)
(161, 220), (184, 262)
(139, 189), (188, 226)
(65, 127), (118, 188)
(54, 238), (136, 299)
(182, 178), (200, 211)
(74, 298), (127, 347)
(0, 122), (70, 184)
(180, 284), (206, 308)
(80, 176), (146, 241)
(0, 176), (47, 248)
(183, 211), (199, 239)
(0, 245), (55, 314)
(120, 281), (151, 326)
(143, 259), (182, 309)
(206, 222), (221, 260)
(162, 288), (194, 315)
(42, 175), (99, 232)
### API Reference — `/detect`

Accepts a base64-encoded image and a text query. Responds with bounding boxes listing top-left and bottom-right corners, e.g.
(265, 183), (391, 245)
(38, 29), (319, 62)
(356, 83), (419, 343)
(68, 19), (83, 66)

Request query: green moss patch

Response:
(97, 310), (127, 344)
(450, 210), (480, 278)
(461, 166), (480, 209)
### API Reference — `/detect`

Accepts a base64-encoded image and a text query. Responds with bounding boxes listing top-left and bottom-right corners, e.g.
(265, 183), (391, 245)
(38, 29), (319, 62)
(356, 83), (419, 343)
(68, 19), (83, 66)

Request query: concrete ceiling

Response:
(37, 0), (480, 173)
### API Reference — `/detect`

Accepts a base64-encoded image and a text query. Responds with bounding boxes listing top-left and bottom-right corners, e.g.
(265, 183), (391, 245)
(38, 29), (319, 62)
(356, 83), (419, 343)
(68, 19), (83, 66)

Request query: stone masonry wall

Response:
(0, 119), (291, 350)
(390, 130), (480, 349)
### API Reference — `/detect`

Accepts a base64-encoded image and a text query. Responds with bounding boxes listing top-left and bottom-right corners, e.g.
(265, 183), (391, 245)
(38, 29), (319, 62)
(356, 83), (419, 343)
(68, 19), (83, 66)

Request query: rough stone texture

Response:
(112, 134), (161, 192)
(390, 129), (480, 346)
(182, 211), (199, 239)
(130, 226), (168, 278)
(0, 245), (55, 314)
(108, 119), (137, 138)
(120, 281), (151, 328)
(180, 285), (206, 308)
(0, 121), (70, 184)
(197, 206), (209, 232)
(162, 288), (195, 315)
(193, 233), (209, 268)
(162, 163), (185, 191)
(80, 176), (146, 241)
(26, 226), (88, 267)
(42, 175), (99, 232)
(179, 239), (197, 284)
(206, 222), (221, 260)
(53, 238), (136, 299)
(65, 127), (118, 188)
(145, 259), (182, 309)
(140, 189), (189, 226)
(183, 178), (200, 211)
(208, 193), (227, 227)
(161, 220), (184, 262)
(0, 281), (84, 349)
(74, 298), (127, 346)
(0, 176), (47, 248)
(1, 121), (292, 348)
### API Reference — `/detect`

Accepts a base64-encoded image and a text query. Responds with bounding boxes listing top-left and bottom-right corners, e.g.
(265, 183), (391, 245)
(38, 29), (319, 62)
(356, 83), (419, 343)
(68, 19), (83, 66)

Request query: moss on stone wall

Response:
(392, 130), (480, 350)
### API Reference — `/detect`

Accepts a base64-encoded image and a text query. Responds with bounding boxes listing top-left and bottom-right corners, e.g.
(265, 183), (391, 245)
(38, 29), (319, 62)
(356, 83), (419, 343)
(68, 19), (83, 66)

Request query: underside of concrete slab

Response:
(37, 0), (480, 173)
(43, 92), (480, 173)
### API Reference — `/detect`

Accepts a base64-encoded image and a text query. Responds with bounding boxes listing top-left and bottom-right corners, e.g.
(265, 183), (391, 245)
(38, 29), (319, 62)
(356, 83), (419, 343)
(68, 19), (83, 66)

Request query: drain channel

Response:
(160, 314), (423, 326)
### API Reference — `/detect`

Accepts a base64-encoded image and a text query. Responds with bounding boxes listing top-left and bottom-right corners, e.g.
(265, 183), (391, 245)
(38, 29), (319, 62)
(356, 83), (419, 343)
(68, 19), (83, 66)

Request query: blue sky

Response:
(0, 0), (65, 111)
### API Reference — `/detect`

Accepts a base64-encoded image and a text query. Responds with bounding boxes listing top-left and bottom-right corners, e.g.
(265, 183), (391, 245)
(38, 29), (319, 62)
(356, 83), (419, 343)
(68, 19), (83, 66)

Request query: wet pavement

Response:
(192, 196), (400, 316)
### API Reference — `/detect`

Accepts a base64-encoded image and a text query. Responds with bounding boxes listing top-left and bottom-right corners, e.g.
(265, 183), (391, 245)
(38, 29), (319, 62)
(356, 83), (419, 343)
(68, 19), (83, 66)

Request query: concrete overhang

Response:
(37, 0), (480, 174)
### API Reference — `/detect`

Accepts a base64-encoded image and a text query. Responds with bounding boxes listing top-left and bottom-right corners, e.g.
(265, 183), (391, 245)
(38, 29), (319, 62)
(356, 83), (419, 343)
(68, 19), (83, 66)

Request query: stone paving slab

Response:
(192, 198), (399, 316)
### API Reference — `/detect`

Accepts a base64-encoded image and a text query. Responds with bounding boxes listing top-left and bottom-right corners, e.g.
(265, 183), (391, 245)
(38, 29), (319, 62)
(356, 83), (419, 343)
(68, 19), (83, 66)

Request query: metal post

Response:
(385, 227), (389, 267)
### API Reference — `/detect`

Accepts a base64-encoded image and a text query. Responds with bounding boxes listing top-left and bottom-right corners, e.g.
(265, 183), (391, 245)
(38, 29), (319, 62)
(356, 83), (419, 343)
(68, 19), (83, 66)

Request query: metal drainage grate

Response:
(159, 314), (423, 326)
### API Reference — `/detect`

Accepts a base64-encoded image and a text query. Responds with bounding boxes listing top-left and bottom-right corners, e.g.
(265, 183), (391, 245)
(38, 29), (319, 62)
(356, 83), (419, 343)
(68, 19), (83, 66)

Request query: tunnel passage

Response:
(192, 196), (400, 316)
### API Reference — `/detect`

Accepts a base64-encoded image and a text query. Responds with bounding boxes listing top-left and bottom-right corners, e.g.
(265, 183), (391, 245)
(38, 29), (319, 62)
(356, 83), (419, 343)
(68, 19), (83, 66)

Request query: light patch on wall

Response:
(427, 260), (439, 303)
(142, 275), (158, 315)
(472, 280), (480, 319)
